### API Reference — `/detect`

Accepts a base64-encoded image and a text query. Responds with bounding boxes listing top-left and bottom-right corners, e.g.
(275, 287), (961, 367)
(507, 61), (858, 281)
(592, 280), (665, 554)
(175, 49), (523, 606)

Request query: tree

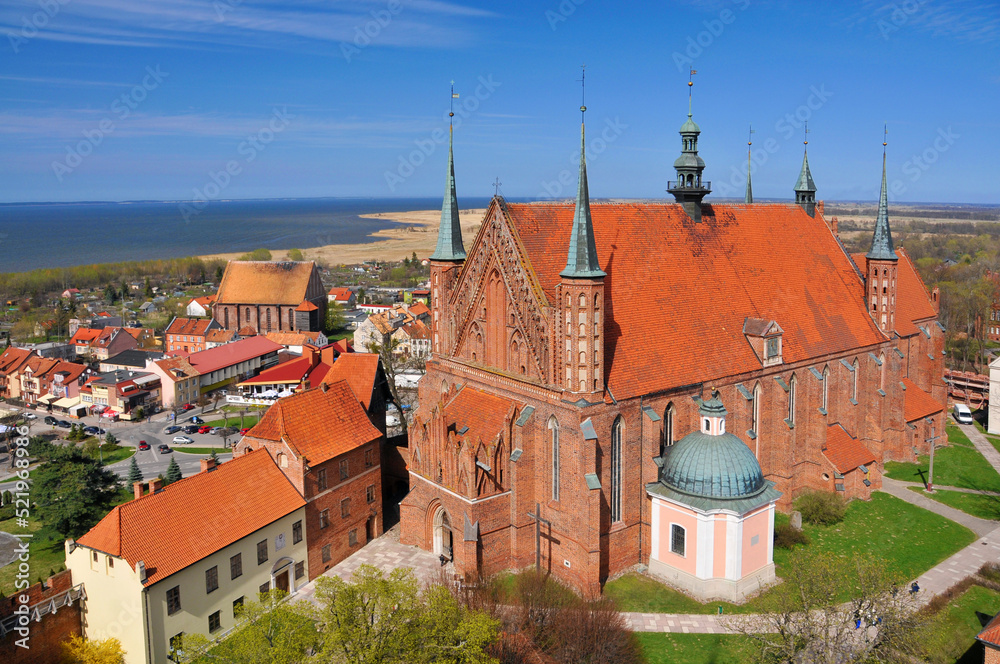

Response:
(179, 590), (319, 664)
(61, 634), (126, 664)
(103, 284), (118, 305)
(32, 446), (121, 540)
(287, 248), (304, 262)
(311, 564), (499, 664)
(104, 432), (118, 446)
(165, 457), (182, 484)
(325, 301), (346, 335)
(210, 449), (220, 463)
(215, 265), (224, 282)
(144, 278), (154, 299)
(730, 551), (932, 664)
(127, 456), (143, 485)
(364, 334), (415, 437)
(134, 406), (145, 421)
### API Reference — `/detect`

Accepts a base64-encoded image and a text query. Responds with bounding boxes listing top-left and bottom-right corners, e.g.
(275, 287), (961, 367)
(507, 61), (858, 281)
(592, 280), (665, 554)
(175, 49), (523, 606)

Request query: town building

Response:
(978, 611), (1000, 663)
(101, 349), (166, 373)
(321, 352), (392, 436)
(16, 341), (77, 361)
(354, 304), (432, 359)
(205, 329), (237, 349)
(398, 98), (946, 593)
(212, 261), (326, 334)
(183, 336), (283, 396)
(186, 294), (217, 318)
(145, 357), (201, 410)
(231, 344), (336, 405)
(67, 453), (307, 664)
(20, 357), (91, 412)
(235, 381), (383, 579)
(80, 370), (161, 420)
(264, 330), (329, 356)
(0, 347), (35, 401)
(327, 287), (357, 308)
(165, 317), (222, 354)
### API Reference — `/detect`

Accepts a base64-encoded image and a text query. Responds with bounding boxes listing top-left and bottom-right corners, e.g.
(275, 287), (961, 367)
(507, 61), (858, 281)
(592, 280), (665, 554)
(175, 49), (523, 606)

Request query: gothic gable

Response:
(449, 200), (551, 380)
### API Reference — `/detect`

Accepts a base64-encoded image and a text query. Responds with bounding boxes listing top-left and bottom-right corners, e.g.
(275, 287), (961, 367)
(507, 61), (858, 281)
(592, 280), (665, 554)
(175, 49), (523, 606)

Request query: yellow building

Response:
(66, 451), (307, 664)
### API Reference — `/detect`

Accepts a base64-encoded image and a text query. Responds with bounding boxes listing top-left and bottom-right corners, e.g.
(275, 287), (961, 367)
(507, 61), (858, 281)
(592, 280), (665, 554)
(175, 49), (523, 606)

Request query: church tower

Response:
(558, 81), (605, 397)
(429, 87), (466, 357)
(865, 133), (898, 335)
(794, 129), (817, 217)
(667, 77), (711, 222)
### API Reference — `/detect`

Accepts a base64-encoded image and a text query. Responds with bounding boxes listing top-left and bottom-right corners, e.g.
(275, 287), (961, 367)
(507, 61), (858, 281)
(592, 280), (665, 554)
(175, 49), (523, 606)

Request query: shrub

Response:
(794, 490), (846, 526)
(773, 522), (810, 549)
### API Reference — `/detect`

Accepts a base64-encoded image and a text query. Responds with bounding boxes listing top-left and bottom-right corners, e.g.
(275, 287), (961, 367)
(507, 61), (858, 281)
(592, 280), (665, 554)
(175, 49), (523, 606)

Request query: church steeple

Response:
(667, 72), (711, 222)
(561, 120), (605, 279)
(745, 125), (754, 204)
(429, 83), (466, 262)
(866, 139), (897, 261)
(794, 125), (816, 217)
(865, 128), (899, 336)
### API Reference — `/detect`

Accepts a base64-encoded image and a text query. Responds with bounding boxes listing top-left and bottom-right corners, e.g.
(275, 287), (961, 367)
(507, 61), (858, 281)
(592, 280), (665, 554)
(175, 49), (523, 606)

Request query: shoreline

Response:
(198, 208), (485, 265)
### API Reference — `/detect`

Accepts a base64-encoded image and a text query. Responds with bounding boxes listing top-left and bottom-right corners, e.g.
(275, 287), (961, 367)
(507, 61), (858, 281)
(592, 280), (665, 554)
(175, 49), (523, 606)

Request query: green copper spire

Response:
(561, 118), (605, 279)
(745, 126), (754, 204)
(794, 124), (817, 217)
(430, 98), (466, 262)
(794, 149), (816, 193)
(866, 138), (897, 261)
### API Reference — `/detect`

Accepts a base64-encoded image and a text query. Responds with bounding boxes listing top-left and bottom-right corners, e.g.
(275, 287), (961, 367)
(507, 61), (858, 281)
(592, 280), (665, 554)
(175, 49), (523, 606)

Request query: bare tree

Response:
(364, 333), (419, 437)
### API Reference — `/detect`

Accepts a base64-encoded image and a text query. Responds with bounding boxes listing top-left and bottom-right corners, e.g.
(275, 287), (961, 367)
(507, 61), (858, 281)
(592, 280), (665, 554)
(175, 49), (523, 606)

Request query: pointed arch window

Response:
(661, 403), (675, 457)
(549, 417), (560, 502)
(611, 417), (623, 523)
(787, 374), (797, 426)
(822, 365), (830, 413)
(752, 382), (762, 457)
(852, 359), (859, 402)
(879, 353), (887, 393)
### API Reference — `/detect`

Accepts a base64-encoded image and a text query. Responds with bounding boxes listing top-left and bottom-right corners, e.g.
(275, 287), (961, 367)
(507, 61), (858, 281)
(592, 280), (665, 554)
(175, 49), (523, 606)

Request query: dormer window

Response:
(744, 318), (784, 367)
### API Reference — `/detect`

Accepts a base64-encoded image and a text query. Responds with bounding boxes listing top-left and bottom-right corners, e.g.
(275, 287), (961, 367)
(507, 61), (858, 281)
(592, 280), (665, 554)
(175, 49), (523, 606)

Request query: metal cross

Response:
(526, 502), (551, 574)
(492, 177), (502, 197)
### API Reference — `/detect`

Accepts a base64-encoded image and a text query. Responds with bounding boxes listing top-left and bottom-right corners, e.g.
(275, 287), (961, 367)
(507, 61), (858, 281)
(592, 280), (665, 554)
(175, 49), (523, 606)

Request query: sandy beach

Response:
(200, 208), (485, 266)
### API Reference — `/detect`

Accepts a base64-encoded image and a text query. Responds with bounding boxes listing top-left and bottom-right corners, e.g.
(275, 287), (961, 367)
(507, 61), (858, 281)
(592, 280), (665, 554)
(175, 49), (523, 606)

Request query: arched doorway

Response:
(433, 508), (453, 561)
(271, 557), (293, 594)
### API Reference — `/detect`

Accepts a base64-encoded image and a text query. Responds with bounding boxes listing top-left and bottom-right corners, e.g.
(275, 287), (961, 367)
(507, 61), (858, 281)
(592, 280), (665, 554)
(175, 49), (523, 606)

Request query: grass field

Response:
(605, 493), (976, 615)
(908, 486), (1000, 521)
(202, 415), (260, 429)
(0, 516), (64, 595)
(636, 633), (748, 664)
(175, 447), (230, 455)
(885, 426), (1000, 492)
(929, 585), (1000, 664)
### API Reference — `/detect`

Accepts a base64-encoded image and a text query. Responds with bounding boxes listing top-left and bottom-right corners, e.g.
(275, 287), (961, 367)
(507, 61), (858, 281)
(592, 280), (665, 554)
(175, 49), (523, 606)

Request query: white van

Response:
(953, 403), (974, 424)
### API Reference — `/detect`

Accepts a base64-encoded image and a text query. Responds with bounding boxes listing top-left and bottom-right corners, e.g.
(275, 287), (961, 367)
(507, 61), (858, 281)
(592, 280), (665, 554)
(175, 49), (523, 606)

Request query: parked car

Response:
(172, 436), (194, 445)
(190, 416), (205, 424)
(137, 441), (150, 451)
(22, 413), (36, 420)
(56, 420), (71, 428)
(163, 425), (181, 434)
(184, 425), (201, 434)
(44, 416), (56, 425)
(198, 426), (212, 435)
(953, 403), (974, 424)
(209, 427), (222, 435)
(239, 427), (250, 435)
(83, 426), (101, 435)
(159, 445), (172, 454)
(181, 403), (195, 411)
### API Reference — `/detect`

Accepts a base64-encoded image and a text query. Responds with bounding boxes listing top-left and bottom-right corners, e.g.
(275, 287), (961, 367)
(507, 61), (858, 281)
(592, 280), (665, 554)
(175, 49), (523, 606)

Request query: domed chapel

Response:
(398, 81), (947, 596)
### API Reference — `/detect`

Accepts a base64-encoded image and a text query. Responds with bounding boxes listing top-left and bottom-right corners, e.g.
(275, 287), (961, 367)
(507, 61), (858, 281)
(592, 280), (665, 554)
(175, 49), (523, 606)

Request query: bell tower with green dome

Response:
(667, 75), (711, 222)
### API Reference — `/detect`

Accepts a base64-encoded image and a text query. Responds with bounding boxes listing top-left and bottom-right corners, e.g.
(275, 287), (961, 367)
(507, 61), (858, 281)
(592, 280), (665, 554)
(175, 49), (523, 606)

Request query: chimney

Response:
(149, 478), (164, 493)
(830, 215), (839, 235)
(133, 481), (144, 500)
(304, 344), (319, 368)
(320, 345), (336, 366)
(816, 200), (825, 217)
(320, 382), (329, 393)
(200, 458), (216, 473)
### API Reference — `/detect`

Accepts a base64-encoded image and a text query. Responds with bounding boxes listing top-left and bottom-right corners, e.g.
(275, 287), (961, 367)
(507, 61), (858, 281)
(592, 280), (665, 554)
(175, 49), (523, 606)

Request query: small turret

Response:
(794, 130), (817, 217)
(667, 75), (711, 222)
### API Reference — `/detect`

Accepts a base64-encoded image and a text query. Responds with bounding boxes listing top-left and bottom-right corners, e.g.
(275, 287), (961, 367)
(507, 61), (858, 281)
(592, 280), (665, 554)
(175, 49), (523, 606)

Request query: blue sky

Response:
(0, 0), (997, 204)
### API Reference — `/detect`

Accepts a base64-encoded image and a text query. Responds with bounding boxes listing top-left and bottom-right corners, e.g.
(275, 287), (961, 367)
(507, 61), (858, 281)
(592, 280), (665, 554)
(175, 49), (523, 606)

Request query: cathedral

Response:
(398, 93), (946, 595)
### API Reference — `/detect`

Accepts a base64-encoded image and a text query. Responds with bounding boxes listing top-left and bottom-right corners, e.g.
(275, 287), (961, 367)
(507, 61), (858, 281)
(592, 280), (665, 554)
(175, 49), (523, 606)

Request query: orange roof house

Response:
(327, 287), (356, 306)
(213, 261), (326, 335)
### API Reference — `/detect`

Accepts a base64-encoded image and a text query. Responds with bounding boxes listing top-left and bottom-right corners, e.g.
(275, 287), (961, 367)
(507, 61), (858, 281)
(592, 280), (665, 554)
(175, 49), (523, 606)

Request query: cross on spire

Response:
(492, 177), (502, 196)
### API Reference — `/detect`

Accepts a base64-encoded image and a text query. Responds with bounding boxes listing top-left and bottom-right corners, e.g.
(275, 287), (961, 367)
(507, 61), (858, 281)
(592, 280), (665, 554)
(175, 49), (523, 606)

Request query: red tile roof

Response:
(205, 329), (235, 344)
(295, 300), (318, 312)
(444, 386), (519, 448)
(186, 336), (283, 374)
(190, 295), (216, 307)
(237, 326), (257, 336)
(332, 338), (353, 353)
(322, 353), (381, 409)
(122, 327), (153, 341)
(265, 331), (323, 347)
(0, 347), (34, 375)
(166, 318), (216, 337)
(216, 261), (318, 306)
(507, 202), (886, 399)
(240, 354), (333, 386)
(408, 302), (430, 317)
(978, 612), (1000, 647)
(822, 423), (876, 473)
(328, 287), (354, 301)
(851, 249), (936, 338)
(70, 328), (101, 345)
(246, 381), (381, 465)
(76, 450), (304, 586)
(902, 378), (944, 423)
(152, 357), (199, 382)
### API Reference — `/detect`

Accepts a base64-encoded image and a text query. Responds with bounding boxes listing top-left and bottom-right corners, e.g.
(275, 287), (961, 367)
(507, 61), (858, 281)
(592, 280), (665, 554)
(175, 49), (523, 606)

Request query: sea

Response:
(0, 197), (496, 274)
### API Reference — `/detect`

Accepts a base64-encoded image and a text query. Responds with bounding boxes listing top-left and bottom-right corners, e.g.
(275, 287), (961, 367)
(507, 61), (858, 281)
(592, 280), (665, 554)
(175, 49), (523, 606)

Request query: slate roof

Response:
(507, 202), (887, 399)
(103, 350), (164, 369)
(76, 450), (304, 586)
(822, 423), (876, 473)
(246, 381), (381, 465)
(322, 353), (381, 409)
(216, 261), (318, 306)
(902, 378), (944, 423)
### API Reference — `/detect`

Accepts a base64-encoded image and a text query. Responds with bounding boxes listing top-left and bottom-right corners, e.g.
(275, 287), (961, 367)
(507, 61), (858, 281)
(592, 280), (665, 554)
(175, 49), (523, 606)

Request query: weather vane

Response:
(804, 120), (809, 146)
(688, 68), (697, 114)
(449, 80), (459, 127)
(883, 124), (888, 151)
(579, 64), (587, 120)
(748, 124), (755, 147)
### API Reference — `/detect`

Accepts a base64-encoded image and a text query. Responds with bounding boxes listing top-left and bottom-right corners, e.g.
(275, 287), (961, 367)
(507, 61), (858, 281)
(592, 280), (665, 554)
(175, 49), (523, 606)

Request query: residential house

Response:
(138, 302), (157, 315)
(101, 350), (166, 373)
(92, 327), (140, 362)
(979, 611), (1000, 663)
(0, 347), (34, 401)
(80, 370), (161, 420)
(321, 352), (392, 436)
(327, 287), (356, 308)
(205, 329), (237, 349)
(354, 305), (431, 359)
(146, 357), (200, 410)
(212, 261), (326, 334)
(264, 331), (329, 356)
(19, 358), (90, 409)
(67, 452), (308, 664)
(61, 288), (81, 300)
(18, 341), (76, 361)
(186, 295), (217, 318)
(70, 328), (102, 358)
(185, 336), (283, 396)
(232, 345), (336, 405)
(123, 327), (158, 350)
(165, 318), (222, 354)
(235, 381), (383, 579)
(409, 289), (430, 305)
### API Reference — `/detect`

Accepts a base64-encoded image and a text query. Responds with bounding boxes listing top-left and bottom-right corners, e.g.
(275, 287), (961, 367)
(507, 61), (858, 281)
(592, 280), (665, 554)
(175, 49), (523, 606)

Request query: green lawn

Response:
(605, 493), (977, 615)
(175, 447), (231, 455)
(98, 444), (135, 465)
(947, 424), (976, 448)
(885, 429), (1000, 492)
(0, 516), (65, 596)
(908, 486), (1000, 521)
(636, 633), (748, 664)
(202, 415), (260, 429)
(928, 585), (1000, 664)
(988, 436), (1000, 456)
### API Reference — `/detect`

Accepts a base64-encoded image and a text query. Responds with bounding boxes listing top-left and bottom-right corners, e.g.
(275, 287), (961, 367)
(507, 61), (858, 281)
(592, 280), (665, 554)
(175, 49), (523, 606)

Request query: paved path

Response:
(881, 477), (998, 536)
(891, 479), (1000, 497)
(962, 422), (1000, 474)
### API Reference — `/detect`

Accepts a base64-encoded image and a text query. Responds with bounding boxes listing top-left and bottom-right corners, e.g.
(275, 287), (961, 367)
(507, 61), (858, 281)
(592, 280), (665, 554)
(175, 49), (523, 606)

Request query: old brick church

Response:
(399, 100), (946, 594)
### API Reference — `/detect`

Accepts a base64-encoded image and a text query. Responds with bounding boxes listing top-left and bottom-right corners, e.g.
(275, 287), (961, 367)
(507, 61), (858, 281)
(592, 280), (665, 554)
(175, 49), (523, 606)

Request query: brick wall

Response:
(0, 570), (82, 664)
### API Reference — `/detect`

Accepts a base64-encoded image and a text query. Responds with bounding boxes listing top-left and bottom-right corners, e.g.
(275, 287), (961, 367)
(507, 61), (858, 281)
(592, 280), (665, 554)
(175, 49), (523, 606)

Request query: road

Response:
(1, 402), (247, 488)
